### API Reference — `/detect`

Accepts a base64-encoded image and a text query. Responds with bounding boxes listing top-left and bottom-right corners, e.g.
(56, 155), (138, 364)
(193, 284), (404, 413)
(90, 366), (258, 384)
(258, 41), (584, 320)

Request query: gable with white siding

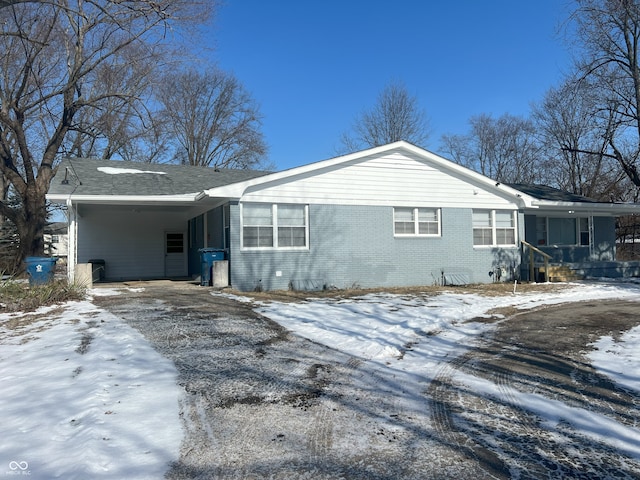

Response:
(206, 142), (523, 209)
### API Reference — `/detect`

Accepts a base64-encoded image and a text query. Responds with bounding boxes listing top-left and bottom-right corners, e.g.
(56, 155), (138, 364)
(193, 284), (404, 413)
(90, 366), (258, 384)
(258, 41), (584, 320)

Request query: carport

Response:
(47, 158), (268, 282)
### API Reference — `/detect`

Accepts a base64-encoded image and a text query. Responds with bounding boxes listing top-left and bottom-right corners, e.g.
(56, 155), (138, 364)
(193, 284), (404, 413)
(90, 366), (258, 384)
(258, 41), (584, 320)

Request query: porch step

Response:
(539, 265), (584, 282)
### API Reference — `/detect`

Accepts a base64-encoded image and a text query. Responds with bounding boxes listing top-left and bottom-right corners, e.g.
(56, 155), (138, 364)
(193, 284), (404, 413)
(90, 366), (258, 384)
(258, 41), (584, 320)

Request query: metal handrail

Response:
(521, 240), (552, 282)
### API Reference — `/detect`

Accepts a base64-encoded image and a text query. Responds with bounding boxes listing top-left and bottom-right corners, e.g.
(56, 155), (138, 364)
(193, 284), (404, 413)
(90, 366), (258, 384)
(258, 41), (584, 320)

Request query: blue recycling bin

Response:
(25, 256), (58, 285)
(199, 249), (225, 286)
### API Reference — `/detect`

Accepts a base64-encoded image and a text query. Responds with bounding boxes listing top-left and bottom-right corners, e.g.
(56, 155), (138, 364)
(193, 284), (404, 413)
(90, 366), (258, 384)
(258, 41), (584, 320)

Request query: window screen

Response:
(242, 203), (273, 248)
(548, 218), (576, 245)
(277, 204), (306, 247)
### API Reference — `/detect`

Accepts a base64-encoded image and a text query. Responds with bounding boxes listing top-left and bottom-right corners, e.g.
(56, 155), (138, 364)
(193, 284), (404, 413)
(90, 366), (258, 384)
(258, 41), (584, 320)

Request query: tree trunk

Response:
(13, 182), (47, 269)
(0, 172), (8, 226)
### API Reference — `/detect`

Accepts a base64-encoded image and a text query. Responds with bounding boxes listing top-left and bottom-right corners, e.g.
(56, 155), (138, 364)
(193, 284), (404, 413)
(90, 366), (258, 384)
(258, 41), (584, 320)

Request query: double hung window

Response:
(242, 203), (308, 249)
(394, 207), (441, 236)
(242, 203), (274, 248)
(277, 204), (307, 247)
(473, 210), (516, 246)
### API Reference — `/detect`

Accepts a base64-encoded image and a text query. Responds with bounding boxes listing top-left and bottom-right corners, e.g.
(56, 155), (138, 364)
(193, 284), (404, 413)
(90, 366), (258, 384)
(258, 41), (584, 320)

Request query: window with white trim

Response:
(394, 207), (441, 236)
(241, 203), (308, 249)
(579, 217), (590, 246)
(277, 204), (307, 247)
(473, 209), (516, 246)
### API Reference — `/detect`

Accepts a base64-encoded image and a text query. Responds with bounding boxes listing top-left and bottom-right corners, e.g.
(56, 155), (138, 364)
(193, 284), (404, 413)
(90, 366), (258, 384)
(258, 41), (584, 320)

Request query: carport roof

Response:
(48, 158), (270, 199)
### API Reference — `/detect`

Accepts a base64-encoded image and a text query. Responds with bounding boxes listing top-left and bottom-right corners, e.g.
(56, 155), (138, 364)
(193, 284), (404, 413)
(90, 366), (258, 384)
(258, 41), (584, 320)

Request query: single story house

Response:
(47, 141), (640, 290)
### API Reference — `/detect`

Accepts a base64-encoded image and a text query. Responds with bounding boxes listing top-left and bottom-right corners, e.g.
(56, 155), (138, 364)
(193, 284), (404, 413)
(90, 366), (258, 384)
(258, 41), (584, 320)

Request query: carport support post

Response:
(67, 199), (78, 283)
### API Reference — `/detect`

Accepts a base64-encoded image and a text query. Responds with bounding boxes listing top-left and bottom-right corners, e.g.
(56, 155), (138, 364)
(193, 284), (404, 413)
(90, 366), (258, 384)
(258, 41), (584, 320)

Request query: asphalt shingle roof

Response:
(49, 158), (271, 197)
(507, 183), (599, 203)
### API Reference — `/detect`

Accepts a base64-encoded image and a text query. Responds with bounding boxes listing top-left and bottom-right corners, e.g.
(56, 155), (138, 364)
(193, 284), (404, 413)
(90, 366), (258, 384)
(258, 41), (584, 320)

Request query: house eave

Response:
(527, 200), (640, 215)
(47, 193), (204, 205)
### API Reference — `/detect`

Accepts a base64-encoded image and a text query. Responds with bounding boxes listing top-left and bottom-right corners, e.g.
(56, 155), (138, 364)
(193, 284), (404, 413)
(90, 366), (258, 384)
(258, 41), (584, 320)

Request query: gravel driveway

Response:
(93, 282), (640, 479)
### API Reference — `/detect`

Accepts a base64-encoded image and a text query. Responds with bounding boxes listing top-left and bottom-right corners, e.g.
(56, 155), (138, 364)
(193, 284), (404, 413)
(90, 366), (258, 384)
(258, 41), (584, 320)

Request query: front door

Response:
(165, 232), (187, 277)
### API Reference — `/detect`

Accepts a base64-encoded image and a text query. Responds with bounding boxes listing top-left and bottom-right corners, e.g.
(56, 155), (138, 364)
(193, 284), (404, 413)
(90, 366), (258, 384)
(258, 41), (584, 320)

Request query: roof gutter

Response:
(47, 193), (203, 205)
(528, 200), (640, 214)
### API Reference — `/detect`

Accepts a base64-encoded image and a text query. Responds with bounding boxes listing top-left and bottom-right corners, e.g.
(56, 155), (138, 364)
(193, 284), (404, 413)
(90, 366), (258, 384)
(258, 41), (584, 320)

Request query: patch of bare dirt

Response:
(231, 281), (574, 303)
(0, 306), (70, 343)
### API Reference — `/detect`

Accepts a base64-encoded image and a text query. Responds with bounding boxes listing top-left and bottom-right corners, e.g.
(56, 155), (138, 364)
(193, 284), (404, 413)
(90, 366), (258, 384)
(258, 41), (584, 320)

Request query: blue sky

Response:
(209, 1), (574, 171)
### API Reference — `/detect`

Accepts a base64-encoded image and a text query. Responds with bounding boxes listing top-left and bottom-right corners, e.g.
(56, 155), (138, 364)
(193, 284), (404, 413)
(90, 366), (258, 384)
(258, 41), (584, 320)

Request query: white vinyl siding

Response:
(473, 210), (516, 246)
(394, 207), (440, 236)
(241, 203), (308, 250)
(239, 151), (517, 209)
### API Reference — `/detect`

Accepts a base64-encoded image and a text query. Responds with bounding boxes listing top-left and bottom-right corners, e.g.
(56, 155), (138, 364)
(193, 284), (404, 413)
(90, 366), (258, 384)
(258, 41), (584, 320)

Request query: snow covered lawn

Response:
(0, 292), (182, 480)
(255, 281), (640, 473)
(1, 281), (640, 478)
(256, 281), (640, 391)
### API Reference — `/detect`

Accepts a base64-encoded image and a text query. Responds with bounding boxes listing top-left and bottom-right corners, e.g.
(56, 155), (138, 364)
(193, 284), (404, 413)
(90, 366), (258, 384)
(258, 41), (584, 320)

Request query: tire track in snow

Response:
(306, 356), (362, 466)
(452, 347), (554, 479)
(198, 347), (355, 478)
(432, 345), (589, 479)
(428, 355), (470, 441)
(256, 357), (309, 403)
(429, 334), (640, 480)
(427, 354), (511, 480)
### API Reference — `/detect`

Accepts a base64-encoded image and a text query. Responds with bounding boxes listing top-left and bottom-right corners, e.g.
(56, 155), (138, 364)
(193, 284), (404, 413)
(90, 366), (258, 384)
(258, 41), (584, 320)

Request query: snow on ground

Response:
(257, 281), (640, 380)
(588, 324), (640, 393)
(256, 281), (640, 462)
(0, 298), (182, 480)
(1, 281), (640, 478)
(453, 370), (640, 460)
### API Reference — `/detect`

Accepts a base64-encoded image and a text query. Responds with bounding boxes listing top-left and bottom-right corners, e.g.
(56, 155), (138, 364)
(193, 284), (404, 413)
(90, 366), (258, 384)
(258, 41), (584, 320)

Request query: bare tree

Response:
(63, 42), (170, 163)
(441, 113), (542, 184)
(157, 68), (269, 169)
(0, 0), (213, 269)
(339, 81), (430, 153)
(569, 0), (640, 188)
(531, 78), (628, 200)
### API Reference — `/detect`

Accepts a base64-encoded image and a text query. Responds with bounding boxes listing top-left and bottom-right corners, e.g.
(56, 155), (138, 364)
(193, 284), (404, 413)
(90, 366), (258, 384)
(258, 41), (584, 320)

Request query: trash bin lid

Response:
(25, 256), (57, 263)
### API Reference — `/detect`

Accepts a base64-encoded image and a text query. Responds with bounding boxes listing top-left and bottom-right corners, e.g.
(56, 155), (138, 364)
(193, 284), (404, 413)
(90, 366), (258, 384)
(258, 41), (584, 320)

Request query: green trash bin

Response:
(25, 256), (57, 285)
